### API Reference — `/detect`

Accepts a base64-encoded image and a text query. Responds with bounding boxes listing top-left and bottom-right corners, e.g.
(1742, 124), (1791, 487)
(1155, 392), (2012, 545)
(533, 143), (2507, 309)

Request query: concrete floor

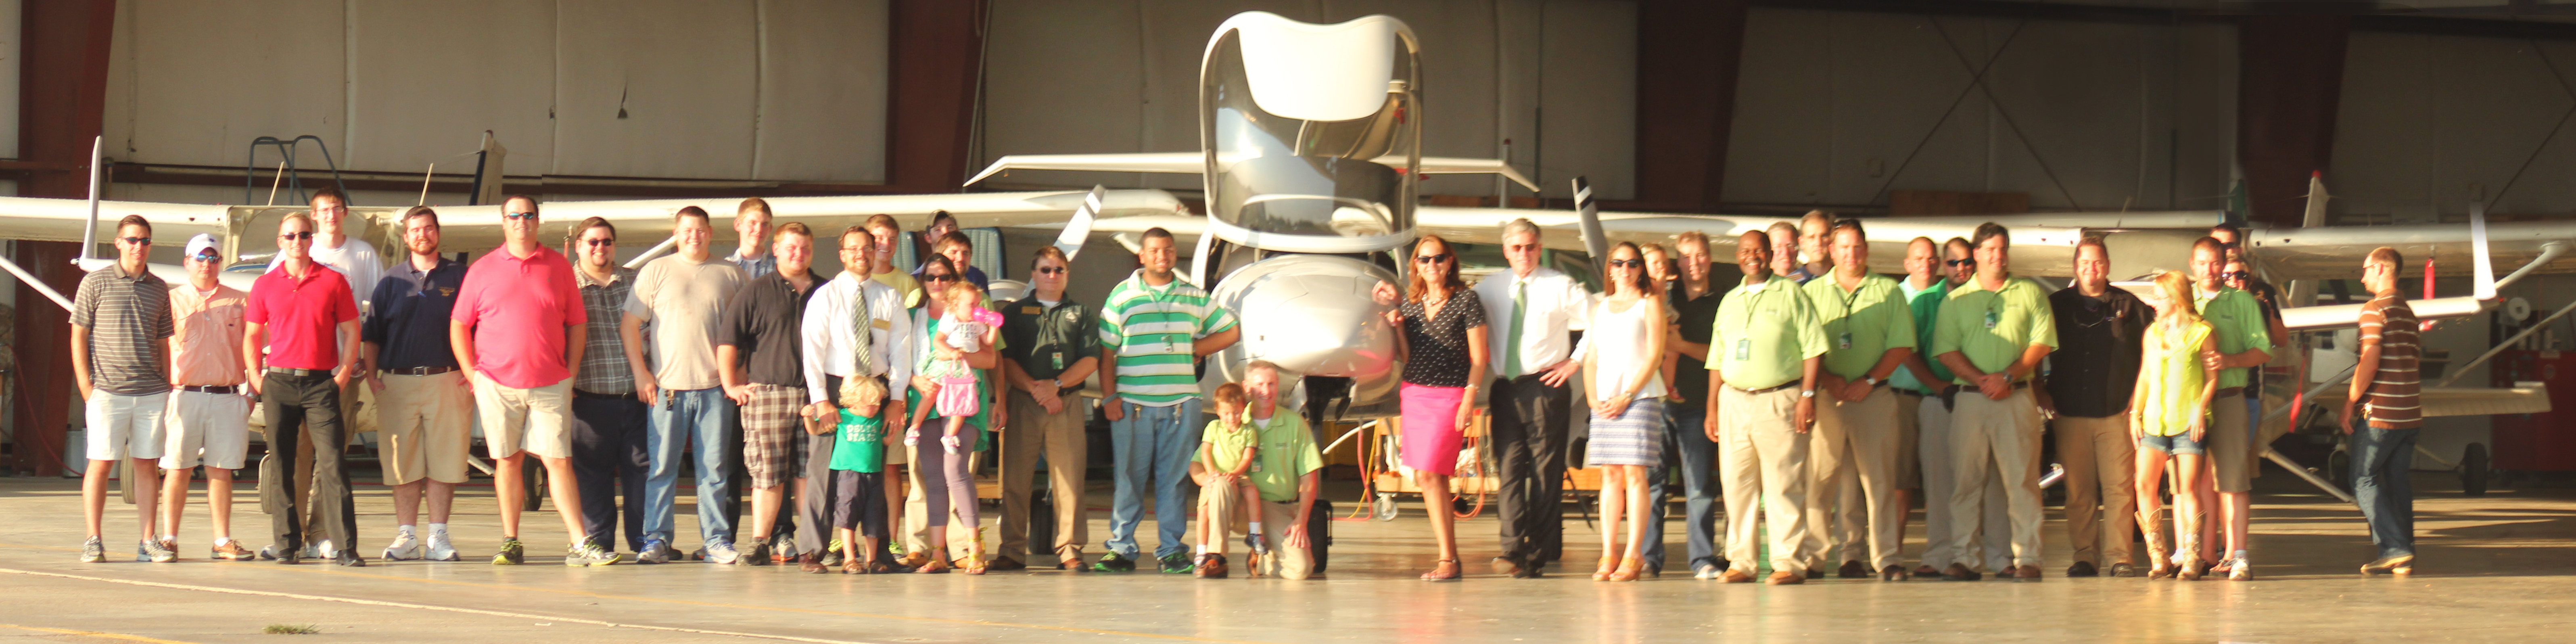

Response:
(4, 470), (2575, 644)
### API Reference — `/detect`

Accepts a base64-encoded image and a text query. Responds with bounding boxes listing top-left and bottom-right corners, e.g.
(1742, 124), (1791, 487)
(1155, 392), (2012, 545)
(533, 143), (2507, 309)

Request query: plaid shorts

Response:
(740, 384), (806, 489)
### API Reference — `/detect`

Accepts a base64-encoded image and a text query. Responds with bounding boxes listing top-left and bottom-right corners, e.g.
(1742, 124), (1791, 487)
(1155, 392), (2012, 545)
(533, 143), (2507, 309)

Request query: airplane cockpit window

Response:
(1201, 27), (1420, 248)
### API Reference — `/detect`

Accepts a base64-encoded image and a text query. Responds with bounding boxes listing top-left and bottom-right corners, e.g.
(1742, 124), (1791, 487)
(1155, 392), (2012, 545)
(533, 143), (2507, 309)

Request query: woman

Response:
(2129, 270), (2221, 581)
(1381, 235), (1488, 581)
(906, 255), (1000, 574)
(1577, 242), (1667, 582)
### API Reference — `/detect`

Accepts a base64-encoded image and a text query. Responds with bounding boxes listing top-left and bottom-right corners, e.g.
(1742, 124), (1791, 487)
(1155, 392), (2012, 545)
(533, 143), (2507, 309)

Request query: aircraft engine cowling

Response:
(1201, 254), (1402, 419)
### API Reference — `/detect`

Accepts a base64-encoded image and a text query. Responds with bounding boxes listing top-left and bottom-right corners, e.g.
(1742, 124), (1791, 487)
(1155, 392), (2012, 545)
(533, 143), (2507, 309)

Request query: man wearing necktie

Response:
(1473, 218), (1595, 578)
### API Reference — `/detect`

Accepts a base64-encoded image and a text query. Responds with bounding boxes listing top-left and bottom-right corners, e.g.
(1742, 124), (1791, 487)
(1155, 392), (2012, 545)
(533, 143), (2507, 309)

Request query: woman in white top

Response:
(1577, 242), (1668, 581)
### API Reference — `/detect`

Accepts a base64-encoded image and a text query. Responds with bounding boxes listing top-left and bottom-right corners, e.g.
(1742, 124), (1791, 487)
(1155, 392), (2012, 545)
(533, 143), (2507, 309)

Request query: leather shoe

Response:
(1998, 565), (2018, 579)
(2014, 565), (2042, 581)
(1879, 565), (1909, 581)
(800, 553), (827, 573)
(1490, 556), (1525, 578)
(1941, 563), (1983, 581)
(1765, 570), (1805, 585)
(1837, 560), (1870, 579)
(986, 556), (1027, 571)
(2108, 562), (2138, 577)
(1720, 568), (1757, 583)
(333, 550), (367, 567)
(1913, 564), (1942, 578)
(2066, 560), (2099, 577)
(1195, 554), (1229, 579)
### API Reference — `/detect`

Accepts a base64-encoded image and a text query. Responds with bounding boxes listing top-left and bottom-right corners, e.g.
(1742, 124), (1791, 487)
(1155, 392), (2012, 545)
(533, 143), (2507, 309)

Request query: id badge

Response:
(1251, 460), (1264, 473)
(1050, 351), (1064, 370)
(1984, 310), (2000, 329)
(1734, 339), (1752, 360)
(1837, 332), (1853, 349)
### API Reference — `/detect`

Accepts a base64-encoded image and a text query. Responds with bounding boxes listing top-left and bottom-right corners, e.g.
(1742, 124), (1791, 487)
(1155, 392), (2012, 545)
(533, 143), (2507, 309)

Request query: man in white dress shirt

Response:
(1473, 218), (1593, 579)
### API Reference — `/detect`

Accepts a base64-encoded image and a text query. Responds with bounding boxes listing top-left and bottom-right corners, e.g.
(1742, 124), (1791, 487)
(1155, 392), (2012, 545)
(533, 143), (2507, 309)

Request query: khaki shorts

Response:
(2208, 392), (2254, 493)
(162, 389), (251, 470)
(379, 371), (471, 485)
(473, 372), (572, 460)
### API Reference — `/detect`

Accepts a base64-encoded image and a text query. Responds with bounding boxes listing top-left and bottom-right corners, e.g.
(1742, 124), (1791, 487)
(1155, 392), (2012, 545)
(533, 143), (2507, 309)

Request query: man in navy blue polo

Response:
(363, 207), (471, 562)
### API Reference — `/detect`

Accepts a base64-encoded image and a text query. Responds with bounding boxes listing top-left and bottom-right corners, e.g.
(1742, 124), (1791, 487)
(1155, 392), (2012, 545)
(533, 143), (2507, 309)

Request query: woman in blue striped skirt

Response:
(1578, 242), (1669, 582)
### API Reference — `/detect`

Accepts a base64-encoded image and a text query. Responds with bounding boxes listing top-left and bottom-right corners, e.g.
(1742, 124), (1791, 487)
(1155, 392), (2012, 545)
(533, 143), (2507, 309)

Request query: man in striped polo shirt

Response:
(2344, 247), (2422, 576)
(1094, 228), (1240, 574)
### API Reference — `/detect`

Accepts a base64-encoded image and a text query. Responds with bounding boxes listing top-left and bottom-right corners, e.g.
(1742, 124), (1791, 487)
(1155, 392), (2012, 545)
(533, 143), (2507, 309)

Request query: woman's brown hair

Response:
(1405, 234), (1469, 304)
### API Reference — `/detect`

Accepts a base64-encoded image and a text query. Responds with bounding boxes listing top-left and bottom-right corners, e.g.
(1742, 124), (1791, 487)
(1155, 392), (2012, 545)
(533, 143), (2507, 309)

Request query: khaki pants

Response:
(1002, 390), (1088, 563)
(1199, 478), (1315, 579)
(1808, 386), (1905, 571)
(2054, 414), (2137, 568)
(1717, 386), (1808, 574)
(1946, 388), (2045, 569)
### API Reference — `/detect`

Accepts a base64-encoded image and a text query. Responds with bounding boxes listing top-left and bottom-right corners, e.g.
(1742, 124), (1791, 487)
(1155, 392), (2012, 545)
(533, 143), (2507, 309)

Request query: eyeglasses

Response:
(1946, 259), (1976, 267)
(1034, 266), (1067, 275)
(1413, 253), (1452, 264)
(279, 232), (315, 241)
(924, 274), (957, 283)
(583, 238), (617, 247)
(1607, 258), (1644, 268)
(119, 236), (150, 245)
(504, 212), (540, 221)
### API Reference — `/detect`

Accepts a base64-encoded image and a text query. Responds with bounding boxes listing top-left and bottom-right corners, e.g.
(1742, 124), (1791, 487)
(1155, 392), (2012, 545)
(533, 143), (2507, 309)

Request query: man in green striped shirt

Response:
(1929, 223), (2057, 582)
(1093, 228), (1241, 574)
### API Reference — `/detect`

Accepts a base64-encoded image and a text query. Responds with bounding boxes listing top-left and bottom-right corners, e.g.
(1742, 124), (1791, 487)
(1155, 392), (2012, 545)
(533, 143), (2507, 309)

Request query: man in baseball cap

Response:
(159, 233), (259, 560)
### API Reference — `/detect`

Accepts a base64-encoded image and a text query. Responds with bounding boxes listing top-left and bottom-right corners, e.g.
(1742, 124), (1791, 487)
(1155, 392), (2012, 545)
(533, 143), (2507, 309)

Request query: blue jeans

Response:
(2350, 427), (2419, 558)
(1644, 401), (1722, 571)
(1106, 398), (1203, 560)
(644, 387), (740, 546)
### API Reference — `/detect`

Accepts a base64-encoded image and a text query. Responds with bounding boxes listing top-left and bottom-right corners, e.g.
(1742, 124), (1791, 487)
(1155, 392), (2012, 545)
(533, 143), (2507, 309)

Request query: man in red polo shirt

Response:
(244, 213), (364, 567)
(451, 195), (621, 566)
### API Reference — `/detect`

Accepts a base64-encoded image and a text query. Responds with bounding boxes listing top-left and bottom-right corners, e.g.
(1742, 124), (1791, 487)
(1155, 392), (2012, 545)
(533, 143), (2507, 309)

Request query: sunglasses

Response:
(1034, 266), (1067, 275)
(119, 236), (151, 245)
(1413, 253), (1453, 264)
(2223, 271), (2250, 282)
(279, 232), (315, 241)
(582, 238), (616, 247)
(1946, 259), (1976, 267)
(924, 274), (958, 283)
(1607, 258), (1644, 268)
(504, 212), (540, 221)
(192, 250), (221, 262)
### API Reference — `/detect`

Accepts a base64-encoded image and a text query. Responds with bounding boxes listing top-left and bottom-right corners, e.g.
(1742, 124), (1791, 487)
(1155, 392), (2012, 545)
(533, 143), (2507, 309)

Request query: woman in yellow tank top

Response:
(2128, 270), (2221, 580)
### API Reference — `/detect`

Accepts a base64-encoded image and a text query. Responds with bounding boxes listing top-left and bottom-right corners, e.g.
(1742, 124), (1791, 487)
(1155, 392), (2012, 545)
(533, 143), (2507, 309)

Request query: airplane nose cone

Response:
(1209, 255), (1397, 379)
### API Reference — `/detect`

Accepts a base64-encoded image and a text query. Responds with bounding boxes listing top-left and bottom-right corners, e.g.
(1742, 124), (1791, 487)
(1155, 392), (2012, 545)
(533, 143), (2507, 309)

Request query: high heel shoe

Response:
(1607, 556), (1644, 582)
(1419, 559), (1460, 582)
(1591, 555), (1618, 581)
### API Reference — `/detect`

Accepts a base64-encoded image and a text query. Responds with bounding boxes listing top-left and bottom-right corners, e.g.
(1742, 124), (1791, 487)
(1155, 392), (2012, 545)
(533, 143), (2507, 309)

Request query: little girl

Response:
(907, 276), (998, 574)
(909, 280), (1003, 454)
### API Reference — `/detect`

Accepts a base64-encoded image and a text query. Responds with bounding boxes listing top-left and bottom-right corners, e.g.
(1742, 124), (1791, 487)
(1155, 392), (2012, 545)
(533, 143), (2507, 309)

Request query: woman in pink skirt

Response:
(1382, 234), (1488, 581)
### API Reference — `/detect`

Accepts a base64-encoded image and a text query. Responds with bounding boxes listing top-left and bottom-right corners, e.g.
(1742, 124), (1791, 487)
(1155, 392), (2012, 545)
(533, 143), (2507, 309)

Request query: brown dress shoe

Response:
(1720, 568), (1757, 583)
(1879, 565), (1909, 581)
(1765, 570), (1806, 585)
(1941, 563), (1983, 581)
(1837, 560), (1870, 579)
(1997, 565), (2017, 579)
(986, 556), (1027, 571)
(1913, 565), (1942, 578)
(800, 553), (827, 573)
(2014, 565), (2042, 581)
(1195, 554), (1229, 579)
(1491, 556), (1527, 578)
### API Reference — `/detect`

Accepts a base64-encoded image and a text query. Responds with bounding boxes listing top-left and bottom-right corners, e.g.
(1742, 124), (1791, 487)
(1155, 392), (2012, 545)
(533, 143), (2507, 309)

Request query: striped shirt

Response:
(573, 266), (639, 395)
(1099, 271), (1237, 406)
(2357, 294), (2422, 429)
(71, 263), (175, 395)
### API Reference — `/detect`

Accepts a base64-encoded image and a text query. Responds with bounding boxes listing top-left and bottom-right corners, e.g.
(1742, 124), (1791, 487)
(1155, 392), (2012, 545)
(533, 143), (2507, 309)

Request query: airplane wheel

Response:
(2462, 443), (2492, 497)
(1374, 493), (1399, 521)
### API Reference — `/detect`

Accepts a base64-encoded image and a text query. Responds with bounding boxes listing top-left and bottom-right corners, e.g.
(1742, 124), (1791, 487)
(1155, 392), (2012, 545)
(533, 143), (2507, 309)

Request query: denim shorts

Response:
(2139, 431), (2205, 456)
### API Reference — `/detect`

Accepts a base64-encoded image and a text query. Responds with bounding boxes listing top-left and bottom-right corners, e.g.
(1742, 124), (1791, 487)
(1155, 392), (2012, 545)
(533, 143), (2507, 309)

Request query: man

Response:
(1930, 223), (2057, 581)
(1801, 219), (1916, 581)
(1889, 237), (1950, 577)
(1474, 218), (1591, 578)
(1704, 230), (1826, 585)
(263, 188), (380, 560)
(1767, 221), (1813, 284)
(159, 233), (257, 561)
(622, 206), (749, 563)
(2344, 247), (2422, 576)
(864, 214), (924, 307)
(1096, 227), (1242, 574)
(860, 213), (931, 556)
(718, 222), (822, 565)
(568, 217), (652, 558)
(1188, 361), (1324, 579)
(729, 197), (777, 278)
(72, 215), (176, 563)
(1797, 210), (1834, 279)
(999, 246), (1099, 571)
(910, 211), (990, 290)
(2188, 236), (2272, 578)
(1648, 231), (1728, 579)
(244, 213), (364, 566)
(363, 207), (471, 562)
(928, 232), (993, 293)
(451, 194), (620, 567)
(800, 225), (913, 572)
(2039, 238), (2147, 577)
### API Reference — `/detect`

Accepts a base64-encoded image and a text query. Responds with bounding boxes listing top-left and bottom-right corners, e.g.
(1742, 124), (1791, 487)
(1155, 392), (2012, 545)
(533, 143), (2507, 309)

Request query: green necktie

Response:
(1502, 280), (1526, 377)
(850, 286), (876, 377)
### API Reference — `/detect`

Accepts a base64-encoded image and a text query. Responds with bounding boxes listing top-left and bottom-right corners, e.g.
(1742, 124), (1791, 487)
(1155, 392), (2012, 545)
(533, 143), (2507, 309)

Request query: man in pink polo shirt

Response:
(450, 194), (620, 567)
(244, 213), (364, 567)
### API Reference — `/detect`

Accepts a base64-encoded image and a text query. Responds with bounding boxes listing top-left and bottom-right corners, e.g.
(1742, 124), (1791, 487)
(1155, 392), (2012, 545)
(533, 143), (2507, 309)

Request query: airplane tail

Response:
(1572, 176), (1608, 274)
(2473, 201), (2497, 300)
(80, 135), (102, 265)
(1056, 185), (1105, 261)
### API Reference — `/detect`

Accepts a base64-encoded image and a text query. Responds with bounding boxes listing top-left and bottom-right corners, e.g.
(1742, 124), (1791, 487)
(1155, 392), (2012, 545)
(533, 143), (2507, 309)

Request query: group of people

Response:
(1374, 214), (2423, 584)
(69, 194), (2421, 584)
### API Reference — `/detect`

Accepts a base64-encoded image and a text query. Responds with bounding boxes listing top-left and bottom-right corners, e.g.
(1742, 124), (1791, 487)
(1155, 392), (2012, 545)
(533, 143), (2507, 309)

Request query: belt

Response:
(573, 389), (635, 400)
(265, 366), (329, 377)
(379, 366), (458, 376)
(2215, 389), (2243, 399)
(180, 385), (241, 394)
(1729, 381), (1801, 395)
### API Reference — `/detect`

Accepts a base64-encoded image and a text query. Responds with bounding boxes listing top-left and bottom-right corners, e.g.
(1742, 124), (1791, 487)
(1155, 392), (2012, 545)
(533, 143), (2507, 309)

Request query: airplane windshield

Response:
(1201, 29), (1420, 246)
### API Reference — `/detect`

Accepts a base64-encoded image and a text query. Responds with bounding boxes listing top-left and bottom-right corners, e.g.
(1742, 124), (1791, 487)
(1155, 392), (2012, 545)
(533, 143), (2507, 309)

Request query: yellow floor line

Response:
(0, 623), (205, 644)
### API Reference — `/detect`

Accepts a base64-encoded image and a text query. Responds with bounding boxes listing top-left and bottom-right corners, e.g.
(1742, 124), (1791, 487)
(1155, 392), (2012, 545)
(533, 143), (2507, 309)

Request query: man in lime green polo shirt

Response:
(2189, 236), (2271, 577)
(1703, 230), (1827, 585)
(1930, 223), (2056, 582)
(1800, 220), (1917, 581)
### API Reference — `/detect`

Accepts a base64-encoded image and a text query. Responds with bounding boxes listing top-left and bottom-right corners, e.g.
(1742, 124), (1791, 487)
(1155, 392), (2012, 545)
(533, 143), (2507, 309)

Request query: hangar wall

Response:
(2334, 31), (2576, 224)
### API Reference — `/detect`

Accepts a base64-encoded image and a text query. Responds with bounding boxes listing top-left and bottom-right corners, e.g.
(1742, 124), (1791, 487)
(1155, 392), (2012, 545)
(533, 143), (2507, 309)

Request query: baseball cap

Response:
(184, 234), (221, 261)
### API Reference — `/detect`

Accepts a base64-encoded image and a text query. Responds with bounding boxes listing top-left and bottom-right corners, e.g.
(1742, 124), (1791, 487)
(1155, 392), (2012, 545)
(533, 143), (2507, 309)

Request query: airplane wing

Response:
(965, 152), (1541, 191)
(2244, 220), (2576, 281)
(2304, 384), (2551, 418)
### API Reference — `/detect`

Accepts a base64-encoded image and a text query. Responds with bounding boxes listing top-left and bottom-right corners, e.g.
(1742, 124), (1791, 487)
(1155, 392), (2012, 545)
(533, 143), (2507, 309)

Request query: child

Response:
(908, 280), (1003, 454)
(822, 376), (908, 574)
(1189, 383), (1268, 578)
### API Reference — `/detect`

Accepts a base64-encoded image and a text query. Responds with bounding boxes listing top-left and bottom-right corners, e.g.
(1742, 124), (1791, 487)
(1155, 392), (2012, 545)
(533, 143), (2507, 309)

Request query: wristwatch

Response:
(1862, 375), (1878, 387)
(1799, 389), (1816, 399)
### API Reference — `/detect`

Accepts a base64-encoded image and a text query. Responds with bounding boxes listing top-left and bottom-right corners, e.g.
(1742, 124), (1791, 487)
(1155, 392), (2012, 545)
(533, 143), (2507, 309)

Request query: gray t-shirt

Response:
(623, 255), (747, 391)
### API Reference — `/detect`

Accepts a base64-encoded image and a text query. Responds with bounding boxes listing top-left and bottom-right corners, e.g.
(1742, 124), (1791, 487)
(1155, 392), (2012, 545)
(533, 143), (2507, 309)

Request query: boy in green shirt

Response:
(819, 376), (904, 574)
(1190, 384), (1266, 578)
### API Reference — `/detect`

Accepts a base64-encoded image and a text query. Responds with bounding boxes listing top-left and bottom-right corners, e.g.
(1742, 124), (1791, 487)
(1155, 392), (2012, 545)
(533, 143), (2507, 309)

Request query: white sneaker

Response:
(303, 540), (334, 559)
(424, 533), (460, 562)
(704, 542), (741, 565)
(774, 540), (800, 560)
(382, 534), (422, 560)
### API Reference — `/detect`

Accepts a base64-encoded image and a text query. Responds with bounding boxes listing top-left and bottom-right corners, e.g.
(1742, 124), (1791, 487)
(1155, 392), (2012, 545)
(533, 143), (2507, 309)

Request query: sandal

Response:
(1591, 555), (1618, 581)
(1419, 559), (1460, 582)
(961, 554), (987, 575)
(1608, 556), (1644, 582)
(869, 559), (914, 574)
(843, 558), (867, 574)
(915, 550), (952, 574)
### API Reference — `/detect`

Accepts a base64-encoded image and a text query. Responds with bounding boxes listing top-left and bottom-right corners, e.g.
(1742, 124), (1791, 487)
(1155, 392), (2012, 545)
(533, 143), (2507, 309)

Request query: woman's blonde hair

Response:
(2153, 270), (2202, 328)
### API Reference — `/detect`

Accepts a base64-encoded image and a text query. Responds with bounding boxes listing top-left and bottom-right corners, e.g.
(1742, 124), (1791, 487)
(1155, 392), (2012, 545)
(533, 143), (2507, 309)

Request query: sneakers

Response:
(738, 540), (772, 566)
(565, 544), (625, 567)
(1692, 563), (1724, 580)
(332, 550), (368, 567)
(304, 540), (333, 560)
(2361, 554), (2415, 576)
(1245, 533), (1271, 556)
(704, 541), (742, 565)
(79, 537), (106, 563)
(139, 539), (178, 563)
(1157, 552), (1196, 574)
(270, 544), (303, 565)
(383, 533), (422, 561)
(820, 539), (845, 568)
(424, 533), (460, 562)
(211, 541), (256, 561)
(1091, 552), (1137, 573)
(772, 540), (800, 563)
(636, 539), (675, 565)
(493, 538), (526, 565)
(2225, 556), (2252, 581)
